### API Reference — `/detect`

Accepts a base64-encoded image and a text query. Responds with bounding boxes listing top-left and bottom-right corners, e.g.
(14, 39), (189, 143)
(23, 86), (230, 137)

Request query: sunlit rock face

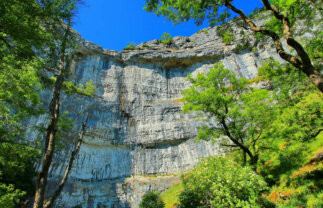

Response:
(28, 18), (281, 208)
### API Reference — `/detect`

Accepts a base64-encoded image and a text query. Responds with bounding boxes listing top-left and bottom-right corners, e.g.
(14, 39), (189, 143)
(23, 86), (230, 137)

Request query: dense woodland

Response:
(0, 0), (322, 208)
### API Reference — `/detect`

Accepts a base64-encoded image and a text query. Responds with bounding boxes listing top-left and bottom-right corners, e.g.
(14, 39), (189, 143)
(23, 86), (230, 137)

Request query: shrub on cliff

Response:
(160, 32), (173, 45)
(221, 32), (235, 45)
(178, 156), (269, 208)
(139, 192), (165, 208)
(123, 42), (137, 50)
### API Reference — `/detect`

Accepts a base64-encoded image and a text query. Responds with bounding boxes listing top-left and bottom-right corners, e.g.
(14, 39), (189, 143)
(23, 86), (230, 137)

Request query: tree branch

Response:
(33, 19), (72, 208)
(0, 36), (13, 49)
(224, 1), (301, 68)
(224, 0), (323, 92)
(261, 0), (312, 66)
(220, 144), (238, 147)
(220, 117), (256, 162)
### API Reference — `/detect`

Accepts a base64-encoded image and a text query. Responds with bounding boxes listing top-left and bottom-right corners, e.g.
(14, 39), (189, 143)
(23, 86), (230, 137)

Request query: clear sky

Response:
(73, 0), (263, 51)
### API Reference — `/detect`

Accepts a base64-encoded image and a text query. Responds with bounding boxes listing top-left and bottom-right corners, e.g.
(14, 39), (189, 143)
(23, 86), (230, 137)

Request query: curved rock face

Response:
(28, 19), (281, 208)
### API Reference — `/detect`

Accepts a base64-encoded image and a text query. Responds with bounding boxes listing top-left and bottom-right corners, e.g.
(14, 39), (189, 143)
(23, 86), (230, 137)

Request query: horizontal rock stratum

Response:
(27, 18), (281, 208)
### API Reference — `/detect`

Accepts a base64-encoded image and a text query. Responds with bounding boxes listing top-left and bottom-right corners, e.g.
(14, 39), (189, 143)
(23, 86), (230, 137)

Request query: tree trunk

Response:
(43, 114), (89, 208)
(33, 22), (71, 208)
(220, 118), (257, 165)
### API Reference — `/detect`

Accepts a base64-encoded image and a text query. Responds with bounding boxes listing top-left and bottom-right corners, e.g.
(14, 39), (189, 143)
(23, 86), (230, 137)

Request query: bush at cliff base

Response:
(139, 192), (165, 208)
(178, 156), (269, 208)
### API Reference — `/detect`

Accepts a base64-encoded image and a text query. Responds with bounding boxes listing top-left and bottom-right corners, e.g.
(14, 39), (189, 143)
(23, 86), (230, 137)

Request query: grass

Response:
(160, 182), (183, 208)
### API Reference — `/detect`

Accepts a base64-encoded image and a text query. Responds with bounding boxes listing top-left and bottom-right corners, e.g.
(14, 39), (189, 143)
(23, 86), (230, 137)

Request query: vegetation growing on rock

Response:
(139, 192), (165, 208)
(160, 32), (173, 45)
(123, 42), (137, 50)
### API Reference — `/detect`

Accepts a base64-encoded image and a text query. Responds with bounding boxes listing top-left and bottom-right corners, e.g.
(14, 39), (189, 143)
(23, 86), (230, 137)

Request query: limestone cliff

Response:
(27, 18), (281, 208)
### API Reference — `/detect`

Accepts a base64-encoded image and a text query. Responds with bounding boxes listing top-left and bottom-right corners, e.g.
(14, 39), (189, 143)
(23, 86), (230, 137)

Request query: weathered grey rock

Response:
(27, 17), (285, 208)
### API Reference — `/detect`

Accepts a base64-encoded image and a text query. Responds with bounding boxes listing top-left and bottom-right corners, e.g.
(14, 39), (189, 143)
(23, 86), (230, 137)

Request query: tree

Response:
(32, 1), (92, 207)
(139, 192), (165, 208)
(254, 59), (323, 207)
(183, 63), (275, 165)
(144, 0), (323, 92)
(0, 0), (76, 206)
(178, 156), (269, 208)
(1, 1), (92, 207)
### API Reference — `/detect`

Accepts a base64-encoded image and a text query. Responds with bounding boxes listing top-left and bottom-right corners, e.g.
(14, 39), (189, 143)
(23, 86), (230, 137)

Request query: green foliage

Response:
(263, 0), (322, 70)
(139, 192), (165, 208)
(64, 80), (96, 96)
(267, 0), (321, 35)
(262, 134), (323, 207)
(197, 29), (208, 34)
(44, 76), (96, 97)
(0, 0), (80, 60)
(203, 29), (209, 34)
(0, 179), (25, 208)
(221, 32), (234, 44)
(235, 31), (252, 51)
(183, 62), (274, 165)
(254, 59), (323, 207)
(123, 42), (137, 50)
(0, 0), (84, 205)
(178, 156), (268, 208)
(145, 0), (321, 38)
(304, 31), (323, 69)
(142, 44), (152, 48)
(144, 0), (230, 27)
(160, 32), (173, 45)
(257, 58), (315, 103)
(235, 42), (251, 51)
(144, 0), (322, 91)
(0, 33), (43, 205)
(248, 7), (265, 19)
(0, 143), (40, 197)
(0, 56), (43, 143)
(0, 0), (48, 59)
(179, 58), (322, 207)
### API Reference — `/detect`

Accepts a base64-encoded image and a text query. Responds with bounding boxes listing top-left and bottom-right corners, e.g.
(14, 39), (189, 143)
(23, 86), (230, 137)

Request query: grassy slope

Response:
(160, 182), (183, 208)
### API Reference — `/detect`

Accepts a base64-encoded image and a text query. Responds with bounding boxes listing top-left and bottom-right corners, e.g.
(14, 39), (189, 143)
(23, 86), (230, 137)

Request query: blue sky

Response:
(73, 0), (263, 51)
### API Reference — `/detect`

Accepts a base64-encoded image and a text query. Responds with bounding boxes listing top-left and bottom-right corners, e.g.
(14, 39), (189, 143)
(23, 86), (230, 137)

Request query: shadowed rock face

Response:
(27, 18), (281, 208)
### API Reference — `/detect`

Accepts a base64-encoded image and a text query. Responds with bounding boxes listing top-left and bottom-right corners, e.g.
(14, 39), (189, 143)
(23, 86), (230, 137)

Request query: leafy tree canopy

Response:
(0, 1), (88, 207)
(183, 62), (275, 165)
